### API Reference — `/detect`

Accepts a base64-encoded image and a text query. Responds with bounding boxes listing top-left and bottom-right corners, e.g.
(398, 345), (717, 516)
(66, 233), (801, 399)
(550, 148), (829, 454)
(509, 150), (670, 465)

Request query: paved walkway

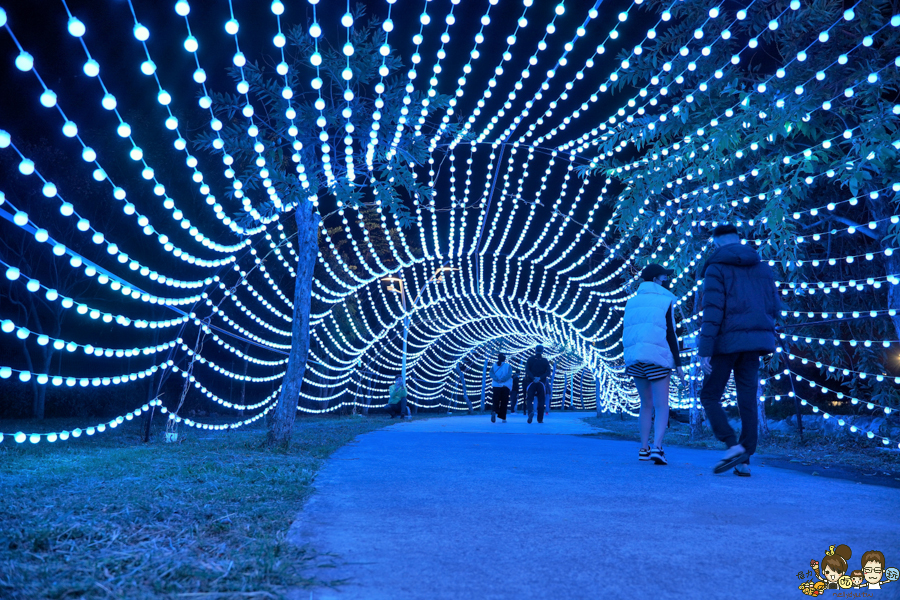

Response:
(288, 412), (900, 600)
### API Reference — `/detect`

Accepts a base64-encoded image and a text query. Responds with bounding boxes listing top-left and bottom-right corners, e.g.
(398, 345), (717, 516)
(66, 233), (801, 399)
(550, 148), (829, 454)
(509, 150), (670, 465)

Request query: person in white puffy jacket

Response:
(622, 264), (684, 465)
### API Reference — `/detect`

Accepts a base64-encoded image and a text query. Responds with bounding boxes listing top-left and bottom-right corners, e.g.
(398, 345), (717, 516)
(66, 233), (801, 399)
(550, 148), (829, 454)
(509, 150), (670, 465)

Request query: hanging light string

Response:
(2, 1), (898, 443)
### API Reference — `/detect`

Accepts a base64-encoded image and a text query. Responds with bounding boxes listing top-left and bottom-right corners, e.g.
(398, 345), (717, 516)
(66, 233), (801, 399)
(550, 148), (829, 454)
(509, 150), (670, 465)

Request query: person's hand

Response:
(700, 356), (712, 375)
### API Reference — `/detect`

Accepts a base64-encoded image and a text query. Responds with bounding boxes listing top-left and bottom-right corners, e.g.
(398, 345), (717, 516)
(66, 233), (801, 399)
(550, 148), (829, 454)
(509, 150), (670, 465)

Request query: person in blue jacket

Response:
(697, 224), (779, 476)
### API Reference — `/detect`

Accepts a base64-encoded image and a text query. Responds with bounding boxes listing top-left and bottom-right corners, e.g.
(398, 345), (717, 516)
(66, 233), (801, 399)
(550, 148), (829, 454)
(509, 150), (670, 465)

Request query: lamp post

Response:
(382, 260), (457, 396)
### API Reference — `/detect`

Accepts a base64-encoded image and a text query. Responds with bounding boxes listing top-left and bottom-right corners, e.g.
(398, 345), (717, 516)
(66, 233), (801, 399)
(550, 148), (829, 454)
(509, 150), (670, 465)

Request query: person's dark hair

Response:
(641, 263), (674, 282)
(535, 345), (544, 355)
(861, 550), (885, 570)
(851, 570), (863, 579)
(821, 545), (852, 577)
(497, 353), (506, 365)
(712, 223), (738, 237)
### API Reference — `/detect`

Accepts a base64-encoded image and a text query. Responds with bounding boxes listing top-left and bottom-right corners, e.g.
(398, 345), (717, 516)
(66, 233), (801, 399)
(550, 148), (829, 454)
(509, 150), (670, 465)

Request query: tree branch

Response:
(829, 215), (880, 241)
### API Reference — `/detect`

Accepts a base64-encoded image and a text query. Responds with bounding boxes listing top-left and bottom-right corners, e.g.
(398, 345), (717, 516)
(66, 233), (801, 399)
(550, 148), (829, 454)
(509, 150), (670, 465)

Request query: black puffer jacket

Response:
(525, 355), (551, 382)
(698, 243), (778, 357)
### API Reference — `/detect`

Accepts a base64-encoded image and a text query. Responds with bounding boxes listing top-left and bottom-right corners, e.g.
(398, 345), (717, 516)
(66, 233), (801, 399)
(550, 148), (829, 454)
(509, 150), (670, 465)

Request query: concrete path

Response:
(289, 412), (900, 600)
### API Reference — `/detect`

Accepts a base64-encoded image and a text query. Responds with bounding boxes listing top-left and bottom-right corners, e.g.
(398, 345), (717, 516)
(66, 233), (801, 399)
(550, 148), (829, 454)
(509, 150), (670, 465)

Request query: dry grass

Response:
(0, 413), (412, 599)
(583, 413), (900, 476)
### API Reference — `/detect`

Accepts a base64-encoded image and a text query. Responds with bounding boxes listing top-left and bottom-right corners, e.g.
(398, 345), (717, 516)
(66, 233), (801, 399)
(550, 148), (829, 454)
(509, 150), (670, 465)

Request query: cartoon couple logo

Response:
(798, 545), (898, 596)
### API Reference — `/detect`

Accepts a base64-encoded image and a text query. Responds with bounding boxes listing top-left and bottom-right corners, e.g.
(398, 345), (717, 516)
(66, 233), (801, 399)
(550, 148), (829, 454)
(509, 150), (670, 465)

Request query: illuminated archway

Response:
(1, 0), (897, 449)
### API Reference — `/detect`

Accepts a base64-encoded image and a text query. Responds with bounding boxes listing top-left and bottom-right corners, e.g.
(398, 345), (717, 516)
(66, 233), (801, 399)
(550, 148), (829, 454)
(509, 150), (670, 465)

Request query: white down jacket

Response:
(623, 282), (677, 368)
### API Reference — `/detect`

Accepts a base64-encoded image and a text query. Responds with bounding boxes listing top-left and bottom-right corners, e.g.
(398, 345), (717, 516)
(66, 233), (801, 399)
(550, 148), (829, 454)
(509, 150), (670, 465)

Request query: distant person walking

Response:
(490, 353), (513, 423)
(387, 376), (407, 419)
(525, 345), (551, 424)
(510, 371), (520, 413)
(698, 224), (778, 476)
(623, 263), (683, 465)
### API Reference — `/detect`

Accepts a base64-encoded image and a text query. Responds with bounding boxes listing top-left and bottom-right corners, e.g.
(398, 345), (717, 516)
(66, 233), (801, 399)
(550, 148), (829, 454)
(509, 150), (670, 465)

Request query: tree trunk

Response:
(689, 364), (704, 440)
(757, 376), (770, 441)
(548, 362), (557, 413)
(267, 204), (320, 448)
(579, 370), (585, 410)
(31, 347), (51, 419)
(142, 370), (157, 443)
(793, 394), (804, 440)
(689, 405), (704, 440)
(141, 328), (162, 442)
(456, 366), (472, 414)
(32, 384), (46, 420)
(240, 342), (249, 417)
(480, 356), (488, 413)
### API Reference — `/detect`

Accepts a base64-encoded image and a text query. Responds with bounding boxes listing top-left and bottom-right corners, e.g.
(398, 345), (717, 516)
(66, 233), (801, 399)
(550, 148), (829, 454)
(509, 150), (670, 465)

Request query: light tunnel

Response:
(300, 253), (632, 415)
(3, 0), (895, 448)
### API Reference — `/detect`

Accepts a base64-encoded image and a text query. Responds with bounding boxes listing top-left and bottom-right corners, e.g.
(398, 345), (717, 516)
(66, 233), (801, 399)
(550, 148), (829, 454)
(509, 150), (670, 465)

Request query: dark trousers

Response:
(492, 387), (510, 419)
(525, 379), (547, 422)
(387, 402), (402, 418)
(699, 352), (761, 459)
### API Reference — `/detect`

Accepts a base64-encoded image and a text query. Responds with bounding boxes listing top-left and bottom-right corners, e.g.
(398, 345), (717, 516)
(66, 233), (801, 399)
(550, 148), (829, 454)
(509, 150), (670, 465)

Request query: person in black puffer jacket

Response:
(525, 345), (551, 424)
(697, 223), (779, 477)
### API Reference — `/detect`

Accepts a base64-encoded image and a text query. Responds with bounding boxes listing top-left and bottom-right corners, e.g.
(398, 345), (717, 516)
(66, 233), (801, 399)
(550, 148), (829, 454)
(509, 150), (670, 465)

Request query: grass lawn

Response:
(0, 412), (431, 600)
(582, 413), (900, 481)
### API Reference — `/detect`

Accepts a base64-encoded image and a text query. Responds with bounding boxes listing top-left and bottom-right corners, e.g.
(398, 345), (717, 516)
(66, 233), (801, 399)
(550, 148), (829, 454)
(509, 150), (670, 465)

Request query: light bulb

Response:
(18, 159), (35, 175)
(83, 59), (100, 77)
(68, 17), (86, 37)
(40, 90), (57, 107)
(15, 52), (34, 71)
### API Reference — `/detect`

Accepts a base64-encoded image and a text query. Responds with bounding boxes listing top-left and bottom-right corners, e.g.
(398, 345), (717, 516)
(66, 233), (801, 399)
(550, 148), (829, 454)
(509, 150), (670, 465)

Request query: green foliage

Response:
(581, 0), (900, 410)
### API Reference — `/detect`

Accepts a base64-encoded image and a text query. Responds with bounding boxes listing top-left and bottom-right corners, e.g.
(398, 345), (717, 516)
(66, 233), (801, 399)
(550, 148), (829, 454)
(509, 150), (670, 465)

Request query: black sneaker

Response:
(733, 463), (751, 477)
(650, 448), (667, 465)
(491, 413), (496, 423)
(527, 414), (533, 424)
(639, 448), (651, 461)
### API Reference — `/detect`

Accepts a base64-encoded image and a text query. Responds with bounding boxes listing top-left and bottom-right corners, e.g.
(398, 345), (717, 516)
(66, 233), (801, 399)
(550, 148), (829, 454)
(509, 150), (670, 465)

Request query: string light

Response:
(0, 0), (897, 442)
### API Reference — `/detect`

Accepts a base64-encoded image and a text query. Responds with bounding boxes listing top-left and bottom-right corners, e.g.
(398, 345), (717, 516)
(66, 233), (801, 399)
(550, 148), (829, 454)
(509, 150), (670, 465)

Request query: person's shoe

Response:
(713, 444), (748, 474)
(639, 447), (651, 461)
(527, 414), (533, 424)
(501, 419), (507, 423)
(491, 413), (496, 423)
(733, 463), (751, 477)
(650, 447), (667, 465)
